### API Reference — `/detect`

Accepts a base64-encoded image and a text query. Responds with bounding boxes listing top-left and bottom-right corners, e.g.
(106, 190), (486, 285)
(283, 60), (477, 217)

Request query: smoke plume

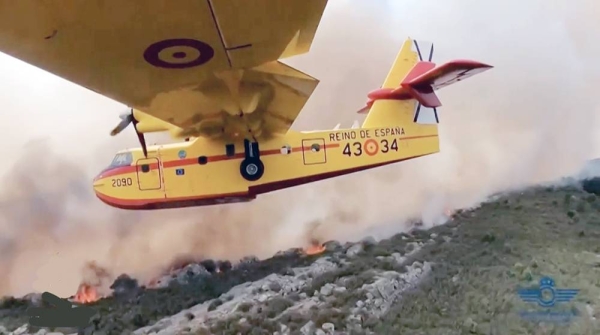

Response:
(0, 0), (599, 297)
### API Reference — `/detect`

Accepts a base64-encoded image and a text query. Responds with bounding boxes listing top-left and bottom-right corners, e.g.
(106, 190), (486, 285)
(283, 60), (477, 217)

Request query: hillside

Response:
(1, 183), (600, 335)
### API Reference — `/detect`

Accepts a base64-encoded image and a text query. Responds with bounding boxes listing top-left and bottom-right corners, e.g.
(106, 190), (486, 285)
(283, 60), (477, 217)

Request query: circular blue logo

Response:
(178, 150), (187, 159)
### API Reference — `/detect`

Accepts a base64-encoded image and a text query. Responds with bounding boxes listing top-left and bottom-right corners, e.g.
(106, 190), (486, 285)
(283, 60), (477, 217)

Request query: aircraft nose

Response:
(93, 171), (105, 185)
(92, 173), (109, 201)
(93, 174), (101, 183)
(93, 181), (115, 208)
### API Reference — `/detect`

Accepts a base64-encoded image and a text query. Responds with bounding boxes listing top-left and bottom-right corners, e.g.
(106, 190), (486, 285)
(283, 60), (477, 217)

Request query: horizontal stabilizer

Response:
(357, 38), (493, 119)
(405, 59), (492, 90)
(397, 60), (492, 108)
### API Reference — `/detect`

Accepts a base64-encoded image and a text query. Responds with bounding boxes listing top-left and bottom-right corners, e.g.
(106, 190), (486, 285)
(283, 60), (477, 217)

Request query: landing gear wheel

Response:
(240, 158), (264, 181)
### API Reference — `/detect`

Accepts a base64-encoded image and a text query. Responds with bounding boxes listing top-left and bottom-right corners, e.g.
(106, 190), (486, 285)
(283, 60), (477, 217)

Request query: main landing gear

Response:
(240, 139), (265, 181)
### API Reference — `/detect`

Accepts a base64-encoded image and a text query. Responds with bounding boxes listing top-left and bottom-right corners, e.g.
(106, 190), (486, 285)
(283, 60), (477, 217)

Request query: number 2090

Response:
(112, 178), (133, 187)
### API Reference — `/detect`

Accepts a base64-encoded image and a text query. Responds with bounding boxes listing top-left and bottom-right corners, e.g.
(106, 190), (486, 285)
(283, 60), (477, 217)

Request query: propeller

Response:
(110, 108), (148, 158)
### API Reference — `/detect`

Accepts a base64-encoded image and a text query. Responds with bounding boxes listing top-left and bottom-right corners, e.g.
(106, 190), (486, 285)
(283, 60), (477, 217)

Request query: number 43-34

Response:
(342, 139), (398, 156)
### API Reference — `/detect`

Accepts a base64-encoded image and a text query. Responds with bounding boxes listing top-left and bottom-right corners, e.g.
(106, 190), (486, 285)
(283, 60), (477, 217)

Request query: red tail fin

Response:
(398, 60), (493, 108)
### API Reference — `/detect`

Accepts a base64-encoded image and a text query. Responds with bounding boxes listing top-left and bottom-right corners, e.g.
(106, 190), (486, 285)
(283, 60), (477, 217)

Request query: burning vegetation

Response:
(69, 261), (112, 304)
(73, 283), (99, 304)
(304, 239), (326, 255)
(66, 239), (329, 306)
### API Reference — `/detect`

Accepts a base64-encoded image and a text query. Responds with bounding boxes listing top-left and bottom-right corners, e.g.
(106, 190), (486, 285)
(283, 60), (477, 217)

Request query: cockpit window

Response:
(109, 152), (133, 168)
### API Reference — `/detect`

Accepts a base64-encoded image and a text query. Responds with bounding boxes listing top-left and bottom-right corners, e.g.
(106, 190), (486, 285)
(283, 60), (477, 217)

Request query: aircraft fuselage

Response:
(93, 123), (439, 210)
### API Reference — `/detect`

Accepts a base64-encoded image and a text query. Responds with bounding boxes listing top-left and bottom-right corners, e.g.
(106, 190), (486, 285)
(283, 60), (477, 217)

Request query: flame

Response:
(444, 207), (455, 217)
(304, 239), (326, 255)
(73, 283), (99, 304)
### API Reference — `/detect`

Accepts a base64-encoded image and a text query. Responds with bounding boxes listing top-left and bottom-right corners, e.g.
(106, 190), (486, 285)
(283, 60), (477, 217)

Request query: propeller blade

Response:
(110, 108), (147, 157)
(132, 120), (148, 158)
(110, 111), (133, 136)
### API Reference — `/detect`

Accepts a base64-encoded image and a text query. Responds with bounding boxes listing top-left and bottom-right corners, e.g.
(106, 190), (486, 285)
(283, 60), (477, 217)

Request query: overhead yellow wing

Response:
(0, 0), (327, 140)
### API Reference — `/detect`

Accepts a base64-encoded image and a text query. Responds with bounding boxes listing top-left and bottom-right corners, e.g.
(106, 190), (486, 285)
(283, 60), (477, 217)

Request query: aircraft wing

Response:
(0, 0), (327, 140)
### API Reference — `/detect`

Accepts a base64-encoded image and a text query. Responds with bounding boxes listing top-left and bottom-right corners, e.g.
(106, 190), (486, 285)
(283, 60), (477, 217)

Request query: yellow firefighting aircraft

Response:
(0, 1), (492, 210)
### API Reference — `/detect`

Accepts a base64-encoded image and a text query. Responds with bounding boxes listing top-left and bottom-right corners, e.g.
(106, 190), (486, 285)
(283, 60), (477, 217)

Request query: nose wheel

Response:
(240, 139), (265, 181)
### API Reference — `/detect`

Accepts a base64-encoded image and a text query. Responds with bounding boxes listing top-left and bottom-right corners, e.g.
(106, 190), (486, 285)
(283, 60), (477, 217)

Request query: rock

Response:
(347, 314), (362, 325)
(300, 321), (316, 335)
(323, 240), (342, 251)
(319, 283), (334, 296)
(333, 286), (347, 294)
(269, 281), (283, 292)
(12, 325), (28, 335)
(513, 262), (525, 273)
(346, 243), (364, 257)
(356, 300), (365, 308)
(463, 317), (478, 333)
(405, 242), (419, 253)
(391, 252), (406, 264)
(315, 330), (326, 335)
(360, 262), (432, 316)
(322, 322), (335, 332)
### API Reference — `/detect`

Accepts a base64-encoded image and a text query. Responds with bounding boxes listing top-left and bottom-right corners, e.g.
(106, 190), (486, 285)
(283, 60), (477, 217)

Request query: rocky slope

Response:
(2, 183), (600, 335)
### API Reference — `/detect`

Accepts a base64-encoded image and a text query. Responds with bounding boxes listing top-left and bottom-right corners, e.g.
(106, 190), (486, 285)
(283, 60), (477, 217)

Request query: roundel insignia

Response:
(364, 139), (379, 156)
(143, 38), (215, 69)
(178, 150), (187, 159)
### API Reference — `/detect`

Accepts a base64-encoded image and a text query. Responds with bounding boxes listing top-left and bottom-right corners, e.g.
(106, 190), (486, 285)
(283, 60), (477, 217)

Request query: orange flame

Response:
(304, 239), (326, 255)
(73, 283), (99, 304)
(444, 208), (455, 217)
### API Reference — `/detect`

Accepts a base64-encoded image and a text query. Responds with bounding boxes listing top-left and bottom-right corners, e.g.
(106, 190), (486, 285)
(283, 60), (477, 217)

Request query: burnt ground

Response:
(0, 250), (331, 334)
(2, 183), (600, 334)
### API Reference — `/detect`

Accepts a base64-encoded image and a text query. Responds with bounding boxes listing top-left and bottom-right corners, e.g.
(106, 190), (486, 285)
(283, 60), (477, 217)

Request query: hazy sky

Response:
(0, 0), (599, 297)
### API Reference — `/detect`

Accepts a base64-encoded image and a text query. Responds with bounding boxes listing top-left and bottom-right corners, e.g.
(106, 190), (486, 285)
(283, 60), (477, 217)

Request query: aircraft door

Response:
(136, 158), (162, 191)
(302, 139), (327, 165)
